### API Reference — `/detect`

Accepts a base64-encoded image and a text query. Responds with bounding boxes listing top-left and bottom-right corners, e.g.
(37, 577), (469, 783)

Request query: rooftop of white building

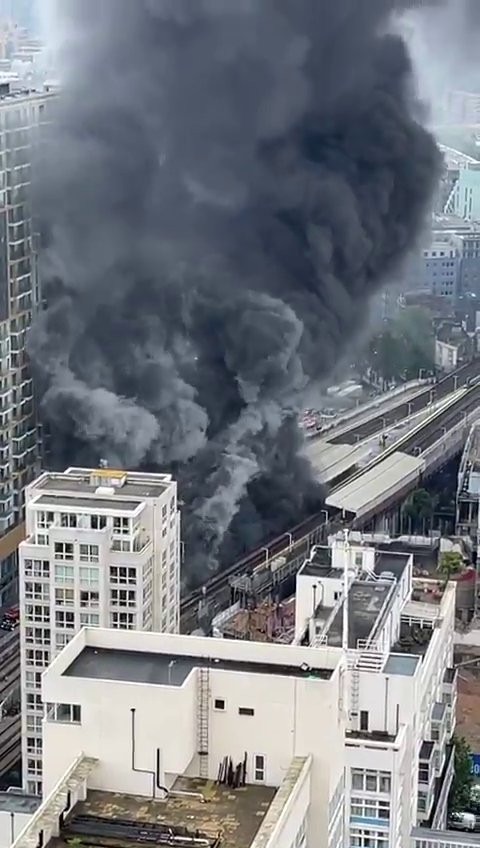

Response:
(66, 779), (279, 848)
(0, 793), (39, 815)
(28, 467), (175, 501)
(12, 754), (311, 848)
(58, 628), (339, 684)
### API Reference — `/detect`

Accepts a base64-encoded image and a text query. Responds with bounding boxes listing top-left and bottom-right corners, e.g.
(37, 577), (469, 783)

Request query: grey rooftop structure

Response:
(64, 646), (334, 685)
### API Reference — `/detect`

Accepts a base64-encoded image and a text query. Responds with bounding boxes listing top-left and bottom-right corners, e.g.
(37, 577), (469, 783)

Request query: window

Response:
(111, 538), (132, 552)
(24, 582), (49, 602)
(110, 588), (136, 607)
(350, 797), (390, 820)
(239, 707), (254, 716)
(79, 544), (99, 562)
(110, 566), (136, 585)
(23, 559), (49, 578)
(25, 626), (50, 645)
(360, 710), (369, 731)
(24, 604), (50, 624)
(55, 587), (74, 607)
(113, 516), (130, 534)
(60, 512), (77, 528)
(26, 715), (42, 733)
(379, 773), (391, 793)
(418, 766), (430, 783)
(214, 698), (225, 711)
(27, 780), (42, 796)
(54, 564), (74, 584)
(110, 611), (135, 629)
(354, 551), (363, 567)
(91, 514), (107, 530)
(350, 830), (388, 848)
(26, 737), (42, 754)
(25, 670), (42, 688)
(254, 754), (265, 782)
(79, 566), (99, 586)
(80, 589), (99, 607)
(55, 632), (73, 652)
(55, 610), (75, 629)
(351, 769), (391, 794)
(54, 542), (74, 561)
(46, 703), (81, 723)
(26, 692), (42, 710)
(36, 511), (54, 529)
(27, 758), (42, 777)
(25, 648), (50, 667)
(80, 612), (99, 626)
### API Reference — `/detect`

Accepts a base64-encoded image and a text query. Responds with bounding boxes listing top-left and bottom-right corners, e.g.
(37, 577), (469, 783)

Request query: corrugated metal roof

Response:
(325, 452), (424, 516)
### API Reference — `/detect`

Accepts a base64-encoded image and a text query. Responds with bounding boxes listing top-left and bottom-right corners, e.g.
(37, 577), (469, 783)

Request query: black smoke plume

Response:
(31, 0), (441, 578)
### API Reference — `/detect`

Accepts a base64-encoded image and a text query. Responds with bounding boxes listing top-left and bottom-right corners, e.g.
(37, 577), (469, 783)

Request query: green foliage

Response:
(67, 839), (83, 848)
(366, 307), (435, 382)
(439, 551), (463, 583)
(402, 488), (437, 533)
(449, 736), (474, 813)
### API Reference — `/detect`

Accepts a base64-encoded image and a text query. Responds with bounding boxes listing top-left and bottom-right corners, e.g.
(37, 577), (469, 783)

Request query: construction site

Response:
(454, 646), (480, 755)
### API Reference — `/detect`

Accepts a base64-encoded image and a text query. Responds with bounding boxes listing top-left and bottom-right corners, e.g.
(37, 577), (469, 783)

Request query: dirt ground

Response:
(457, 666), (480, 752)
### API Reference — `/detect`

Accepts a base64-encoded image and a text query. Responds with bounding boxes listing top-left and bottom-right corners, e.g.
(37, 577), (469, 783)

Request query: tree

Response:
(363, 307), (435, 383)
(402, 488), (436, 534)
(439, 551), (463, 584)
(449, 736), (474, 813)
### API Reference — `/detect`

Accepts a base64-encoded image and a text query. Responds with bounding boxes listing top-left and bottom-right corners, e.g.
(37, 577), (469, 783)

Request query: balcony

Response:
(442, 667), (458, 698)
(418, 741), (436, 821)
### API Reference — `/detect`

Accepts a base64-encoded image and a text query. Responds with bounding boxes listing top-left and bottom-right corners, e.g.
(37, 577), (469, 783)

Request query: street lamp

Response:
(167, 660), (176, 685)
(262, 546), (269, 565)
(284, 532), (293, 548)
(321, 509), (329, 524)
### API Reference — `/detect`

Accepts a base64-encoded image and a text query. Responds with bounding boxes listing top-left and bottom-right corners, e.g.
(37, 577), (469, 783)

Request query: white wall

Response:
(251, 758), (311, 848)
(42, 628), (345, 848)
(0, 811), (33, 848)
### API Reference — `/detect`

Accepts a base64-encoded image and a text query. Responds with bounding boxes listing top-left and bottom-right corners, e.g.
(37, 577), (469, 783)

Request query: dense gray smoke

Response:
(405, 0), (480, 119)
(31, 0), (441, 577)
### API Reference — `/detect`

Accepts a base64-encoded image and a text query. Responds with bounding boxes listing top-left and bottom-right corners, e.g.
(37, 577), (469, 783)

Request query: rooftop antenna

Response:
(342, 528), (350, 653)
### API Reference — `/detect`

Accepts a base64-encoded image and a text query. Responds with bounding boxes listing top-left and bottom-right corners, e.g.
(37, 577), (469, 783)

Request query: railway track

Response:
(180, 509), (329, 623)
(328, 359), (480, 445)
(181, 374), (480, 630)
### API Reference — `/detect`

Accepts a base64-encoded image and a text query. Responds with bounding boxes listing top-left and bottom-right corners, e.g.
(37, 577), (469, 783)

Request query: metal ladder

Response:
(350, 667), (360, 718)
(197, 667), (210, 778)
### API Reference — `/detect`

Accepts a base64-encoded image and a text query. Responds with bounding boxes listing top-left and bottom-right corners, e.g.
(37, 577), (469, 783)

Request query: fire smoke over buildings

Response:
(31, 0), (441, 576)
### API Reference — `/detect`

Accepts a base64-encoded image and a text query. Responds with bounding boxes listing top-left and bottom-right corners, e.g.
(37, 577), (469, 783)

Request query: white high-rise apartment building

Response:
(19, 466), (181, 796)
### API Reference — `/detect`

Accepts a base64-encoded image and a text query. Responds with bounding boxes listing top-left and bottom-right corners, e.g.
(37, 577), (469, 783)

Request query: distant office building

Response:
(437, 146), (480, 217)
(446, 89), (480, 126)
(455, 230), (480, 298)
(450, 166), (480, 222)
(421, 237), (460, 301)
(20, 467), (181, 795)
(0, 1), (36, 33)
(435, 321), (474, 373)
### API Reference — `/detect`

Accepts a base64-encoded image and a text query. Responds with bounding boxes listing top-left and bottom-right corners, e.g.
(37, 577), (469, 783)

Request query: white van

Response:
(448, 812), (476, 831)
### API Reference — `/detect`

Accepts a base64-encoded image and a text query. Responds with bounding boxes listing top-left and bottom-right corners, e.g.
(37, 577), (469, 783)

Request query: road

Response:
(328, 360), (480, 445)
